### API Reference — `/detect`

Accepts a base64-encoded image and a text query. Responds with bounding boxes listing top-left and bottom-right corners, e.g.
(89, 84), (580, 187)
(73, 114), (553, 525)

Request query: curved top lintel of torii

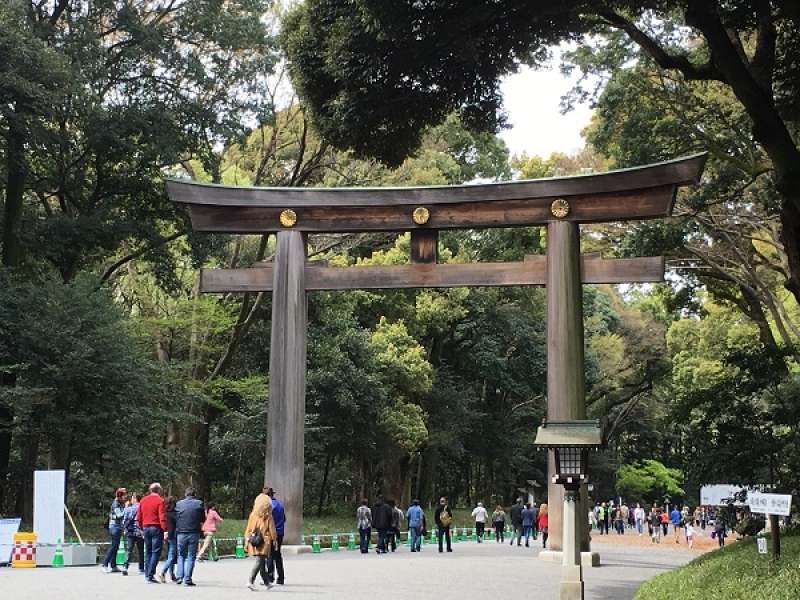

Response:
(167, 153), (707, 233)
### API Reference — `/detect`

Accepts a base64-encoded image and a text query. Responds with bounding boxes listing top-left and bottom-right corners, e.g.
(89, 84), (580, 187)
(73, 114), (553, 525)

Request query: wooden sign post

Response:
(168, 154), (706, 547)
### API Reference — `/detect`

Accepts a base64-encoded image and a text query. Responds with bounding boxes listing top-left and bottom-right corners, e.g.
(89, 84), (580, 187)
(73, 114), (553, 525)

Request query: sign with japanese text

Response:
(748, 492), (792, 517)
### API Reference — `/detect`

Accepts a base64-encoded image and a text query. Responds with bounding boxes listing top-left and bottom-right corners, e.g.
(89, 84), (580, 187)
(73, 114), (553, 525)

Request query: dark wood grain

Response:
(181, 186), (680, 232)
(167, 153), (706, 208)
(199, 255), (665, 292)
(410, 229), (438, 263)
(265, 231), (307, 545)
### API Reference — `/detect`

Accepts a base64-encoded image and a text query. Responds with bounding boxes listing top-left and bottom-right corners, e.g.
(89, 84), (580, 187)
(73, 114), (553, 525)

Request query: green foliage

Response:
(636, 533), (800, 600)
(616, 459), (685, 506)
(0, 270), (192, 511)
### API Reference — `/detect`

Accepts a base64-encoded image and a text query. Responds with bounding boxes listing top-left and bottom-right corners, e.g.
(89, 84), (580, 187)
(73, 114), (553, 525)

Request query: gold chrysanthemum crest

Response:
(550, 199), (570, 219)
(279, 209), (297, 228)
(412, 206), (430, 225)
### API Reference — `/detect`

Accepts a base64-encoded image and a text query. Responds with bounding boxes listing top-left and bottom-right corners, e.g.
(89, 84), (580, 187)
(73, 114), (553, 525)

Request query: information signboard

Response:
(0, 518), (22, 564)
(34, 470), (65, 545)
(748, 492), (792, 516)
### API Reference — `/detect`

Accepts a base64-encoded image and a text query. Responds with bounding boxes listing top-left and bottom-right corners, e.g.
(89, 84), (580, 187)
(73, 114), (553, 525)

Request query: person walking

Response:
(537, 504), (549, 548)
(158, 496), (178, 583)
(406, 499), (424, 552)
(614, 506), (625, 535)
(434, 497), (453, 553)
(387, 500), (402, 552)
(372, 496), (393, 554)
(670, 505), (682, 544)
(101, 488), (127, 573)
(620, 503), (630, 533)
(175, 487), (205, 587)
(685, 522), (697, 549)
(265, 487), (285, 585)
(197, 502), (223, 561)
(714, 518), (727, 547)
(471, 502), (489, 543)
(649, 508), (661, 544)
(601, 502), (610, 535)
(245, 493), (278, 591)
(634, 503), (645, 536)
(509, 498), (524, 546)
(521, 503), (535, 547)
(137, 483), (167, 584)
(530, 503), (539, 540)
(491, 505), (506, 543)
(356, 499), (372, 554)
(121, 493), (144, 576)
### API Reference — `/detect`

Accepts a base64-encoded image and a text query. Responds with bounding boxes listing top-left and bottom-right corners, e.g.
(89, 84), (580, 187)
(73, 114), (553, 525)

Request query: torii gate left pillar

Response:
(266, 230), (307, 545)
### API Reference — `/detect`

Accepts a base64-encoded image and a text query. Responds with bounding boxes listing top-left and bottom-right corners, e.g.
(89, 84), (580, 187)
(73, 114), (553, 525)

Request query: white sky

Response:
(499, 64), (594, 160)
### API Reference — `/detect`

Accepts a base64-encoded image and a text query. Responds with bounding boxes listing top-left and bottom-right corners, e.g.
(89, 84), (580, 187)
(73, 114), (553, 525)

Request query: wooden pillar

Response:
(265, 231), (307, 545)
(546, 221), (587, 553)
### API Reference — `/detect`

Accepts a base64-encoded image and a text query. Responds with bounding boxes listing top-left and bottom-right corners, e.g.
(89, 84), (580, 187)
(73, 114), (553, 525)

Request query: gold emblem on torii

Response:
(550, 199), (570, 219)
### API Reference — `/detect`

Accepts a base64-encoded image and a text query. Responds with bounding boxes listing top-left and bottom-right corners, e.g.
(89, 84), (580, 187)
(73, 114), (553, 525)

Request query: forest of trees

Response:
(1, 1), (799, 522)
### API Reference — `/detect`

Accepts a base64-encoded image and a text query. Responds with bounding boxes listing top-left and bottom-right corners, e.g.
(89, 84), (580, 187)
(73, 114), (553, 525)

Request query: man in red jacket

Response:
(137, 482), (167, 583)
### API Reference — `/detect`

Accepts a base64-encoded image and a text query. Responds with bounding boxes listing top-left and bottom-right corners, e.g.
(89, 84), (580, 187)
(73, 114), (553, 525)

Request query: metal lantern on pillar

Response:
(534, 420), (605, 488)
(534, 419), (605, 600)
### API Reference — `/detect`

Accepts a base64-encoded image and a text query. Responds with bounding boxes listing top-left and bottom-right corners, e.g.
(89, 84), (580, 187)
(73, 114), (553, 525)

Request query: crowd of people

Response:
(100, 483), (287, 590)
(100, 486), (732, 590)
(354, 496), (550, 554)
(589, 501), (729, 548)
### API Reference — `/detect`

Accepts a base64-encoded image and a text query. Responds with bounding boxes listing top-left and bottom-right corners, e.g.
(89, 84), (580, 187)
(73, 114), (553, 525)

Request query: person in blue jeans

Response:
(356, 499), (372, 554)
(121, 493), (144, 575)
(521, 503), (535, 547)
(101, 488), (127, 573)
(175, 487), (205, 586)
(406, 499), (424, 552)
(158, 496), (178, 582)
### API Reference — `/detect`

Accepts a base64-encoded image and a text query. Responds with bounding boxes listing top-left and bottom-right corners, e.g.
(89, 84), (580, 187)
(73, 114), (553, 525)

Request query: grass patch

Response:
(635, 533), (800, 600)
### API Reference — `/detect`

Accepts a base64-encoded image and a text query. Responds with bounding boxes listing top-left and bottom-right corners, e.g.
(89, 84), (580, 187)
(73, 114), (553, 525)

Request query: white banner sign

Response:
(0, 518), (22, 563)
(34, 470), (65, 545)
(748, 492), (792, 517)
(699, 484), (751, 506)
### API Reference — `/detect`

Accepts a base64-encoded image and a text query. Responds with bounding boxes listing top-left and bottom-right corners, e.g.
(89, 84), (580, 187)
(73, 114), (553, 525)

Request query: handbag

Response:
(248, 527), (264, 548)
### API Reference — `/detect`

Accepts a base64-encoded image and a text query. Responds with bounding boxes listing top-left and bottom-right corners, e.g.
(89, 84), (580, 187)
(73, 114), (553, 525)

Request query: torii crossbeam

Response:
(168, 153), (706, 548)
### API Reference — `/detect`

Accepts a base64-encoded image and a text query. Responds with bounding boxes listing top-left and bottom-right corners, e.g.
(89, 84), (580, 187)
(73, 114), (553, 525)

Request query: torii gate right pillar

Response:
(545, 220), (592, 559)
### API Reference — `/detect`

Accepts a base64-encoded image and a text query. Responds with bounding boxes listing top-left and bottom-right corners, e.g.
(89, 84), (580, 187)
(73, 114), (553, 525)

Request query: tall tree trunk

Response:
(0, 122), (26, 514)
(317, 452), (332, 517)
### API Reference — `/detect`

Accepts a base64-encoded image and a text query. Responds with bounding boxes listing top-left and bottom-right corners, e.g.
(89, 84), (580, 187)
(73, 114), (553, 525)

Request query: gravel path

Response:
(1, 537), (698, 600)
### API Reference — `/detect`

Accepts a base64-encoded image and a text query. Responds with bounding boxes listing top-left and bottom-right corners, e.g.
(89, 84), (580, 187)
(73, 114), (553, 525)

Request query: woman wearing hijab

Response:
(245, 492), (278, 590)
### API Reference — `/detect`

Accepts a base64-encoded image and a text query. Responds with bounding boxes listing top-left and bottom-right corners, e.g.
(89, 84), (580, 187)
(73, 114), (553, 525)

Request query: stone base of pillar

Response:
(559, 579), (584, 600)
(539, 550), (601, 567)
(280, 545), (313, 555)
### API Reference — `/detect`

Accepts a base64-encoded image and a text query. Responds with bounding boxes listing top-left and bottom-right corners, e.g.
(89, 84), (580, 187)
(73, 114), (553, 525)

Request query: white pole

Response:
(560, 491), (584, 600)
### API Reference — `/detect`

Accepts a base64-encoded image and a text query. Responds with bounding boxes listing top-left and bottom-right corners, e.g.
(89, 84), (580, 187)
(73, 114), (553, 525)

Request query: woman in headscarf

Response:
(245, 492), (277, 590)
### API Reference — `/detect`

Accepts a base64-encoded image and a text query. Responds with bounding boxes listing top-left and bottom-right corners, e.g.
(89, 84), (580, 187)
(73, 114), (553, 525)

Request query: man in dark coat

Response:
(371, 496), (393, 554)
(509, 498), (524, 547)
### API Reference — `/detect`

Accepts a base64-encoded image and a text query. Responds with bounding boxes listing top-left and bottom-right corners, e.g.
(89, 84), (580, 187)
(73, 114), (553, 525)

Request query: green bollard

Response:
(347, 532), (356, 550)
(235, 535), (245, 558)
(312, 534), (321, 553)
(331, 534), (340, 552)
(116, 535), (127, 565)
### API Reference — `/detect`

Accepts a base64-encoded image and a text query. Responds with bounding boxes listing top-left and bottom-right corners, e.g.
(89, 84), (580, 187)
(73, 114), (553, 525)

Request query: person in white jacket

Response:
(471, 502), (490, 543)
(634, 503), (646, 536)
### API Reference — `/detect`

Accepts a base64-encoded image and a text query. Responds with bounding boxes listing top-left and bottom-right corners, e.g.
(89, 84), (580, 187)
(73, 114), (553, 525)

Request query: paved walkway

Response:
(1, 538), (697, 600)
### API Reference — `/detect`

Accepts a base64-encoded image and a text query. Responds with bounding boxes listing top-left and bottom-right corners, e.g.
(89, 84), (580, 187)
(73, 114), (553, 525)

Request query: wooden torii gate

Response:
(168, 153), (706, 547)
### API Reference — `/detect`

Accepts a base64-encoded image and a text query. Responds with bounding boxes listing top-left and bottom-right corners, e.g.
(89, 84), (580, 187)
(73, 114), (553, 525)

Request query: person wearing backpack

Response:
(245, 493), (277, 591)
(101, 487), (127, 573)
(121, 492), (145, 576)
(491, 505), (506, 543)
(434, 497), (454, 553)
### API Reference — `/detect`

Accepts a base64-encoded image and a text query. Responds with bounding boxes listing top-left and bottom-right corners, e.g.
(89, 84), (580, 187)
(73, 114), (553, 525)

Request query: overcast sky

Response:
(498, 63), (594, 160)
